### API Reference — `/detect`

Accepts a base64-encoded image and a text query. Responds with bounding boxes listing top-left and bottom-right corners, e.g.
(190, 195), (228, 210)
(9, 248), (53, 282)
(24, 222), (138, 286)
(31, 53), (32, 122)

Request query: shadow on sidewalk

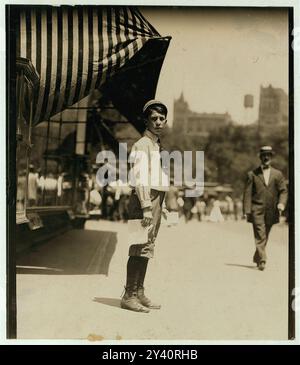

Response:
(16, 229), (117, 275)
(93, 297), (121, 308)
(225, 263), (258, 270)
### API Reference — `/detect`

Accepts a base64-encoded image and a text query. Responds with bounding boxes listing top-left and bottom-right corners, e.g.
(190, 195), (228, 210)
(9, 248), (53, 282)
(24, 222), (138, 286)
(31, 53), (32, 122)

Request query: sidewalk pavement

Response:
(16, 218), (289, 341)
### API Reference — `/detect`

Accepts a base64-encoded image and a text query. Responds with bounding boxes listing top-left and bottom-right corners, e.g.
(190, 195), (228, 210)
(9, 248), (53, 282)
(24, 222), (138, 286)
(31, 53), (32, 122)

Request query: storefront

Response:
(13, 5), (171, 233)
(9, 4), (171, 338)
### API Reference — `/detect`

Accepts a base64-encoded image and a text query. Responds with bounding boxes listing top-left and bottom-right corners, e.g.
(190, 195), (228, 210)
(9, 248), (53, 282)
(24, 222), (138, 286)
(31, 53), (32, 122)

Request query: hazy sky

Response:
(142, 7), (289, 126)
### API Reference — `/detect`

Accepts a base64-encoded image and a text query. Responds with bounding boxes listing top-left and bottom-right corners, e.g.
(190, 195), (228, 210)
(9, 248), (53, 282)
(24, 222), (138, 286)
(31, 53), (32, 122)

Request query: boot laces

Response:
(121, 286), (138, 298)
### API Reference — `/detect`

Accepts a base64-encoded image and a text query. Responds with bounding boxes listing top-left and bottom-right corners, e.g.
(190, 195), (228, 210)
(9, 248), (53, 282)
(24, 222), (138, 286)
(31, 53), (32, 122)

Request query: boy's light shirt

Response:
(129, 129), (169, 209)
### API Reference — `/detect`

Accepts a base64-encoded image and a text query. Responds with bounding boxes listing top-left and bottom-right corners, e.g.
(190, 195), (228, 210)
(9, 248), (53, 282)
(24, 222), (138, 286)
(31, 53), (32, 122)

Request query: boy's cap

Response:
(142, 99), (168, 115)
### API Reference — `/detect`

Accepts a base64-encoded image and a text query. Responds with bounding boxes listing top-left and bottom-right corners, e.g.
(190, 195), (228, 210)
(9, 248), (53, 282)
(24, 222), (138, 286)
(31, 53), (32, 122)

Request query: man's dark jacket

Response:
(243, 166), (288, 225)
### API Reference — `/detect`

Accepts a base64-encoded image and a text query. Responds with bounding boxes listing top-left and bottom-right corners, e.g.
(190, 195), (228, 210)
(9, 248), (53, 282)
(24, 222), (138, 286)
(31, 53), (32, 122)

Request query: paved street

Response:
(17, 218), (289, 340)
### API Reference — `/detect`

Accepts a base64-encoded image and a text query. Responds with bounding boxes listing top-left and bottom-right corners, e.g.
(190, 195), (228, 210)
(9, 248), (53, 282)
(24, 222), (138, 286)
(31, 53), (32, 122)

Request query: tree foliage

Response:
(162, 123), (289, 197)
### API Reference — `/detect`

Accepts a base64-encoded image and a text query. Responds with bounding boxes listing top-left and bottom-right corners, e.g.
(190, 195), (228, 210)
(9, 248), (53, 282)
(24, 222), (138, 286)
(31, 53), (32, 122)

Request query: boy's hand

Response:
(162, 207), (169, 220)
(244, 213), (252, 222)
(142, 207), (153, 227)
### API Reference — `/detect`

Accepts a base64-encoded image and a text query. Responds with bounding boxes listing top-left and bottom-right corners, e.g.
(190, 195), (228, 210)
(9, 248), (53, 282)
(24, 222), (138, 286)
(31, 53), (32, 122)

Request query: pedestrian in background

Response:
(208, 198), (224, 222)
(28, 164), (39, 206)
(196, 198), (206, 221)
(165, 183), (179, 212)
(243, 146), (288, 271)
(183, 195), (194, 223)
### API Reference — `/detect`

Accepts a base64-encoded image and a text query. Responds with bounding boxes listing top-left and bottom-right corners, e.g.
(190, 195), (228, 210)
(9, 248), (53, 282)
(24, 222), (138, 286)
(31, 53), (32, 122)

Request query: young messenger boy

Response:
(121, 100), (169, 313)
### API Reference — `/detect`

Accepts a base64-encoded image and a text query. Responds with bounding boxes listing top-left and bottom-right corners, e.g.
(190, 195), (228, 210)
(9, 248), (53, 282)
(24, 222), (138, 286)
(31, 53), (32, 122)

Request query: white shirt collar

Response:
(144, 129), (159, 143)
(261, 165), (271, 171)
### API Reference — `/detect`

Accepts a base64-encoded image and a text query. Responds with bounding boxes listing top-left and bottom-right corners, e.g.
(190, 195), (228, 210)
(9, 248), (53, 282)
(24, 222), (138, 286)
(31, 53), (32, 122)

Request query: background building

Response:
(258, 84), (288, 132)
(173, 93), (231, 137)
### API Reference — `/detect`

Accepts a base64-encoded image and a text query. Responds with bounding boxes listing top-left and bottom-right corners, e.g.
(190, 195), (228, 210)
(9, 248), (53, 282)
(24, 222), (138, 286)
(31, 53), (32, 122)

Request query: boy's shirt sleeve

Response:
(130, 141), (152, 209)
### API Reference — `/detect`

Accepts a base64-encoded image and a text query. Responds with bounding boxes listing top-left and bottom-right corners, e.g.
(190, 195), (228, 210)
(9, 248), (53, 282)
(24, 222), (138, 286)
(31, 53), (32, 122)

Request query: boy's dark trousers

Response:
(121, 189), (165, 312)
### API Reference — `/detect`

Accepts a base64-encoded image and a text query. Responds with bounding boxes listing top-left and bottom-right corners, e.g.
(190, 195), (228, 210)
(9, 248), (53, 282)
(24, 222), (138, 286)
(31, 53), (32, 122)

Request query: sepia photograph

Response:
(4, 1), (298, 343)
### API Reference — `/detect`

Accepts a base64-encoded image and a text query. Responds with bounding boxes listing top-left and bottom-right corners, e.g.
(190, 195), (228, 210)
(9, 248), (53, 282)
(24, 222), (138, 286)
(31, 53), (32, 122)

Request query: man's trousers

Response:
(252, 222), (273, 263)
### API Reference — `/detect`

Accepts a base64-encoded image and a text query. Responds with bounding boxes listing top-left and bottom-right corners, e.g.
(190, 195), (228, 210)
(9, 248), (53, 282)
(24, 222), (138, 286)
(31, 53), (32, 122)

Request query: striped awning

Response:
(15, 6), (167, 125)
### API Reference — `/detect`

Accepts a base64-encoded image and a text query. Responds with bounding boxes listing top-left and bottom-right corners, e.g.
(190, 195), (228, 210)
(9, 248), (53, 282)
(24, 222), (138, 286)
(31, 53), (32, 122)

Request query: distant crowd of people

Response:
(17, 164), (74, 211)
(17, 165), (244, 223)
(90, 179), (245, 223)
(16, 164), (133, 219)
(165, 186), (244, 223)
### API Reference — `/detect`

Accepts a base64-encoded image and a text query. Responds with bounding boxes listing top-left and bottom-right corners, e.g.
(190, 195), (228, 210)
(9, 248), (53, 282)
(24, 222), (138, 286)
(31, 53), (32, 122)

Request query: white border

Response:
(0, 0), (299, 345)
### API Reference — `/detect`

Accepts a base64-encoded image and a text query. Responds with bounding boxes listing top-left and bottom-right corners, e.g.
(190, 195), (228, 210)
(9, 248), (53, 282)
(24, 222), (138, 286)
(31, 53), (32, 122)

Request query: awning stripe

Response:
(67, 7), (79, 107)
(114, 8), (128, 75)
(106, 7), (113, 83)
(34, 9), (47, 124)
(20, 11), (26, 58)
(112, 8), (121, 73)
(40, 8), (52, 122)
(45, 7), (58, 118)
(135, 8), (160, 36)
(128, 7), (139, 55)
(135, 8), (146, 40)
(25, 9), (31, 60)
(35, 9), (41, 76)
(30, 9), (36, 68)
(84, 7), (94, 98)
(15, 11), (20, 57)
(95, 7), (103, 90)
(51, 8), (63, 114)
(89, 8), (99, 93)
(63, 7), (73, 111)
(98, 9), (109, 89)
(16, 5), (163, 124)
(74, 7), (84, 102)
(122, 7), (130, 61)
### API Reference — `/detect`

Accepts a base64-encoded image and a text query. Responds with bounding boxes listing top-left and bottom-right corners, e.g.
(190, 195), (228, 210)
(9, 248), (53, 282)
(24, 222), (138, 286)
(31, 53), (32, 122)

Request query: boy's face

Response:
(146, 109), (167, 137)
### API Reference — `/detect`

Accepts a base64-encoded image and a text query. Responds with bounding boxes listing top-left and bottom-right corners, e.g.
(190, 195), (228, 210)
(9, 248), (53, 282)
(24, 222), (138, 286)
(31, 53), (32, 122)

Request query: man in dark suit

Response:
(243, 146), (288, 271)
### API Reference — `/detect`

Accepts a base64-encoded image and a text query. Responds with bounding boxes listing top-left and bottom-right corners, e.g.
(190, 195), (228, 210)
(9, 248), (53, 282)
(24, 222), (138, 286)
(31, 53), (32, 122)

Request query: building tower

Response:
(258, 84), (288, 132)
(173, 92), (189, 132)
